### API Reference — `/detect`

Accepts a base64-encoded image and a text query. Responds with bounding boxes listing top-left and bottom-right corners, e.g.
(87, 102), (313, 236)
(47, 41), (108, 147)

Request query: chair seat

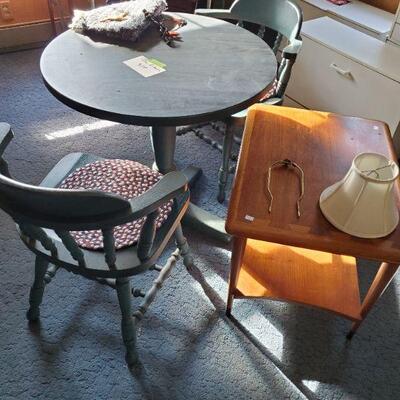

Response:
(18, 152), (189, 278)
(59, 158), (173, 250)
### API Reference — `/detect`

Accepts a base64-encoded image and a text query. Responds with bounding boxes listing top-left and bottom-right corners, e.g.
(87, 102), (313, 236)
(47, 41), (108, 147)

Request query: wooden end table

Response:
(225, 104), (400, 338)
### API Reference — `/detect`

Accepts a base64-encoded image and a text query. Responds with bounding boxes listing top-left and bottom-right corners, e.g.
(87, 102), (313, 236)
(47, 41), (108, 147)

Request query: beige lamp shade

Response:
(319, 152), (399, 239)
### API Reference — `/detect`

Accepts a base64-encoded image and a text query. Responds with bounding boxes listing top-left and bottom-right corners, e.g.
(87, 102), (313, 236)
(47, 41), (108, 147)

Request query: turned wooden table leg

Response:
(347, 262), (399, 339)
(226, 236), (247, 317)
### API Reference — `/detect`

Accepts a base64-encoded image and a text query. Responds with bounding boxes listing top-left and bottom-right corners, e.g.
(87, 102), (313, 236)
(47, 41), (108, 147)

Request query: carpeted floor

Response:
(0, 48), (399, 400)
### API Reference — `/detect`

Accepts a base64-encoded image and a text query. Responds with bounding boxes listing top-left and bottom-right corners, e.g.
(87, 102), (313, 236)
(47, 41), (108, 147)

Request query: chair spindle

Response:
(276, 58), (292, 99)
(272, 32), (283, 54)
(19, 223), (58, 259)
(102, 228), (117, 270)
(257, 25), (266, 39)
(55, 230), (86, 268)
(137, 210), (158, 261)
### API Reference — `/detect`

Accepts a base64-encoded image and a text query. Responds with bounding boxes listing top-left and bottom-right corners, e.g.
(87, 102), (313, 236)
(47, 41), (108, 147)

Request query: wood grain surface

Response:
(235, 239), (361, 320)
(226, 105), (400, 264)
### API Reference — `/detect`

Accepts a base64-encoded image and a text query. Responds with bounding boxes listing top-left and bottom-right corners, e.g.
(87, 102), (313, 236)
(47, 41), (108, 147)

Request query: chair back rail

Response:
(212, 0), (303, 100)
(230, 0), (302, 41)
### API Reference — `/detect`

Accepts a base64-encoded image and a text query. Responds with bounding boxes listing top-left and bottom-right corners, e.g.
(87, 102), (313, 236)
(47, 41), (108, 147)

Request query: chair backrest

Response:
(228, 0), (303, 100)
(230, 0), (302, 44)
(0, 125), (181, 270)
(0, 128), (131, 231)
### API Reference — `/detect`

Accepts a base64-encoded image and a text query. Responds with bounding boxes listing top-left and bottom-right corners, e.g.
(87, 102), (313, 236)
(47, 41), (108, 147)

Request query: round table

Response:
(40, 12), (277, 240)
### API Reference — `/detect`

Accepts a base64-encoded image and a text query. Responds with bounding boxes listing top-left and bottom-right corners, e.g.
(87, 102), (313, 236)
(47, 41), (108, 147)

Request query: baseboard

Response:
(0, 21), (63, 52)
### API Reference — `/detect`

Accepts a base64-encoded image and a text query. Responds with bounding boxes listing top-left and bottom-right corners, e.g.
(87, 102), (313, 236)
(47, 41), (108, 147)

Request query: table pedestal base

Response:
(150, 126), (231, 244)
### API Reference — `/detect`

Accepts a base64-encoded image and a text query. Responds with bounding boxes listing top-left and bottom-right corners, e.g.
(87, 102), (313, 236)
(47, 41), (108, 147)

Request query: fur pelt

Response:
(69, 0), (167, 42)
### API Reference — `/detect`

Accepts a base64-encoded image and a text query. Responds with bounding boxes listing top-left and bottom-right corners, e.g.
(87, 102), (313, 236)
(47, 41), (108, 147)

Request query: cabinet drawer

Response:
(286, 35), (400, 135)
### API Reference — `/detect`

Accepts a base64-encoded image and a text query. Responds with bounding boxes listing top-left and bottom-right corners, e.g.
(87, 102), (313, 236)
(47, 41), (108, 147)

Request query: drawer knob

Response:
(330, 63), (353, 79)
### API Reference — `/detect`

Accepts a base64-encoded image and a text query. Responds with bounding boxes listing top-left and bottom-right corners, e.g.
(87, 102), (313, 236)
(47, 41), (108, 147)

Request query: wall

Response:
(0, 0), (201, 29)
(0, 0), (102, 28)
(360, 0), (399, 14)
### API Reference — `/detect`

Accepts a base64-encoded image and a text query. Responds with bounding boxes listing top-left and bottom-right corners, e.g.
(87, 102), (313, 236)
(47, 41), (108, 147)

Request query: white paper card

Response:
(123, 56), (166, 77)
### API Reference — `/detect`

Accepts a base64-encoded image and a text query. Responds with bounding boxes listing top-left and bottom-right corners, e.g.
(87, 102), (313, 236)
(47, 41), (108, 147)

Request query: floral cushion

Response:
(69, 0), (167, 43)
(60, 159), (173, 250)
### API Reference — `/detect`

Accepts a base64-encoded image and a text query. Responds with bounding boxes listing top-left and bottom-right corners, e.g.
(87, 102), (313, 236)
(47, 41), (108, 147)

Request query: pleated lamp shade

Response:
(319, 152), (399, 239)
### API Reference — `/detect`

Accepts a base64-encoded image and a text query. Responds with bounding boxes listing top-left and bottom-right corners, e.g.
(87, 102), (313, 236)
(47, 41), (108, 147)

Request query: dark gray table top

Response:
(40, 13), (277, 126)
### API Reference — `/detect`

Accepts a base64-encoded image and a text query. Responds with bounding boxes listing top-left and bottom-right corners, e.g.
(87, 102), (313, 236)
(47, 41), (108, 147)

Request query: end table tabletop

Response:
(226, 104), (400, 338)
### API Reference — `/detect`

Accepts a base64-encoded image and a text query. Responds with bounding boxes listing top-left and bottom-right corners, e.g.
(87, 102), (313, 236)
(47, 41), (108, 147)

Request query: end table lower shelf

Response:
(232, 239), (362, 321)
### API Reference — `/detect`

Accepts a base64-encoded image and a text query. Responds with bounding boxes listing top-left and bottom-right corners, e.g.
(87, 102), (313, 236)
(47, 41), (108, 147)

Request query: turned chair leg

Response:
(218, 122), (235, 203)
(27, 256), (49, 322)
(175, 223), (195, 270)
(116, 277), (138, 366)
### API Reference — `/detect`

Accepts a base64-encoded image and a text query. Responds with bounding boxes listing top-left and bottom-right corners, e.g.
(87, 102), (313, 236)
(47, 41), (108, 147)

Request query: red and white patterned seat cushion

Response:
(60, 159), (173, 250)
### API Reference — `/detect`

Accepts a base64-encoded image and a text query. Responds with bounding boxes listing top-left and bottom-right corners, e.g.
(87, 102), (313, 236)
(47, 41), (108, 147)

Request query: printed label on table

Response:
(123, 56), (166, 77)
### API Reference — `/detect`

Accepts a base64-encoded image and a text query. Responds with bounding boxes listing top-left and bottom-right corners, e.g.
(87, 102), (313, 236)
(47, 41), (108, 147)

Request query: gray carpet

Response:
(0, 48), (399, 400)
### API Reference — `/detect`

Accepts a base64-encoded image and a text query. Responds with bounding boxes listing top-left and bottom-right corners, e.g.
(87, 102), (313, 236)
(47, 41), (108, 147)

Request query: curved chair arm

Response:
(194, 8), (238, 20)
(0, 122), (13, 177)
(282, 38), (302, 60)
(128, 171), (188, 219)
(0, 123), (13, 156)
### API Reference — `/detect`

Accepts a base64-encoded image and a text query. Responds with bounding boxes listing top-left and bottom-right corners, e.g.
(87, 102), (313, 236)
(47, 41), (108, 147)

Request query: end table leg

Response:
(226, 236), (247, 317)
(347, 262), (399, 339)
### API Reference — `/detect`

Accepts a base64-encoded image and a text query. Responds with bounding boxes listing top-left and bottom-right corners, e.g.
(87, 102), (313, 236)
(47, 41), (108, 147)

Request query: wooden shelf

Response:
(235, 240), (362, 321)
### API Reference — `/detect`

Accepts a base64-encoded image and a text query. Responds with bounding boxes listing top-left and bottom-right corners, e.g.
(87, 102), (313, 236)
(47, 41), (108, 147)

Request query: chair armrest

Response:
(282, 38), (302, 60)
(129, 171), (188, 219)
(194, 8), (237, 20)
(0, 123), (13, 156)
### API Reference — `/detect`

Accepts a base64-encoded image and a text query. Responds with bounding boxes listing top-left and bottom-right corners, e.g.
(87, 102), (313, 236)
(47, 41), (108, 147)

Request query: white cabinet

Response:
(295, 0), (395, 40)
(389, 5), (400, 45)
(286, 17), (400, 152)
(391, 23), (400, 44)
